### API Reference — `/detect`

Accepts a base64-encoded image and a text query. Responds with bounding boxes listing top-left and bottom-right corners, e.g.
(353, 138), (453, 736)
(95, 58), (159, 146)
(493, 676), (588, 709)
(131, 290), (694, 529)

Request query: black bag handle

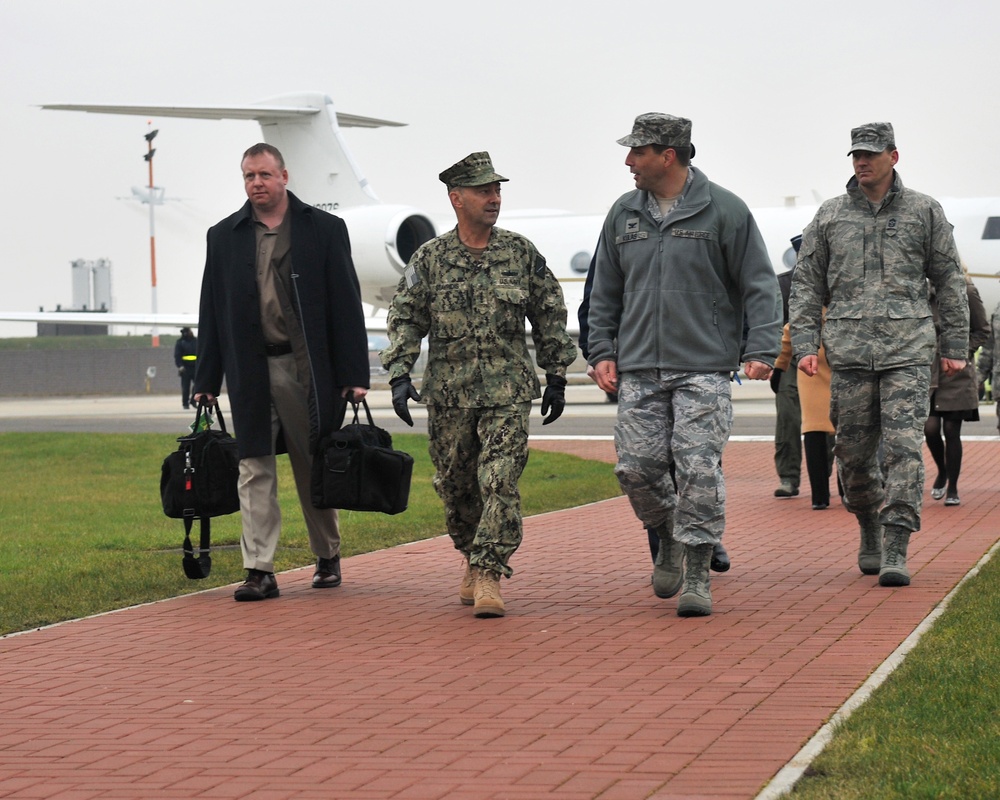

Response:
(186, 397), (230, 436)
(345, 397), (377, 429)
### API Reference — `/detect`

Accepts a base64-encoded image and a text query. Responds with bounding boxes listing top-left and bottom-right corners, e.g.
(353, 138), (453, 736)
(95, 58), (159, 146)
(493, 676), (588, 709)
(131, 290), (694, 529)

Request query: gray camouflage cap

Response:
(439, 152), (508, 187)
(617, 113), (693, 150)
(847, 122), (895, 154)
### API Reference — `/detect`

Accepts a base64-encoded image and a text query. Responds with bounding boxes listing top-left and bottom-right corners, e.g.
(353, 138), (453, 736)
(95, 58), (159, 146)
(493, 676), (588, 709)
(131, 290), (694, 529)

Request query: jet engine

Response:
(336, 205), (438, 307)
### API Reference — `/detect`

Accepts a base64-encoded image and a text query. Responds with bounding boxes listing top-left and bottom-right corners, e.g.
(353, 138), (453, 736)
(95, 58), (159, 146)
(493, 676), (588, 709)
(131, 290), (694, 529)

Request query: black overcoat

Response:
(194, 192), (370, 459)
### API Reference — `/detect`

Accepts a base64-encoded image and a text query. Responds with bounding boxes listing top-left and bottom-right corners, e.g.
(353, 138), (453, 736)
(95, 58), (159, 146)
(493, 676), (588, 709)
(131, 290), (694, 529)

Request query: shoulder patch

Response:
(534, 254), (547, 277)
(404, 263), (420, 288)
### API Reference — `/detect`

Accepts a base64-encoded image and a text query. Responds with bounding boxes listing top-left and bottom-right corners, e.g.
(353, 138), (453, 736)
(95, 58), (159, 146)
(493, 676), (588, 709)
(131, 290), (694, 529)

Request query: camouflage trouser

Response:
(426, 402), (531, 578)
(830, 365), (930, 532)
(774, 365), (802, 486)
(614, 370), (733, 547)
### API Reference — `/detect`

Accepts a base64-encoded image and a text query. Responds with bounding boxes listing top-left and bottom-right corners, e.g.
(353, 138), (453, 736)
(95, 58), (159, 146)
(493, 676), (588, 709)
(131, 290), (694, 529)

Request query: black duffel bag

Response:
(311, 398), (413, 515)
(160, 400), (241, 578)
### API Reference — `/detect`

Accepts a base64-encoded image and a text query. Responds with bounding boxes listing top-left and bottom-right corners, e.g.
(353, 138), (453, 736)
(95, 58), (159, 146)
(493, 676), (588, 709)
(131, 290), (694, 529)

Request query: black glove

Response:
(541, 373), (567, 425)
(769, 368), (783, 394)
(389, 375), (421, 427)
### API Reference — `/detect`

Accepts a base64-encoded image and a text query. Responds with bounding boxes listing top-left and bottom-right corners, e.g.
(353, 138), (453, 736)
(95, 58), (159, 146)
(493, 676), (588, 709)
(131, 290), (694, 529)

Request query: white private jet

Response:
(2, 91), (1000, 335)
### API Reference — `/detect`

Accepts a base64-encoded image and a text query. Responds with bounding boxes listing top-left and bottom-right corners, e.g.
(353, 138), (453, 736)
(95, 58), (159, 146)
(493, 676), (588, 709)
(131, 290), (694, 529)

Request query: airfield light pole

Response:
(143, 126), (160, 347)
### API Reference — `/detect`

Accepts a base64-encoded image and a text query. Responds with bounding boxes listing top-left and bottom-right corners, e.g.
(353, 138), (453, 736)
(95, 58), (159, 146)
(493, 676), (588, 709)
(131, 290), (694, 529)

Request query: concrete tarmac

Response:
(2, 380), (998, 440)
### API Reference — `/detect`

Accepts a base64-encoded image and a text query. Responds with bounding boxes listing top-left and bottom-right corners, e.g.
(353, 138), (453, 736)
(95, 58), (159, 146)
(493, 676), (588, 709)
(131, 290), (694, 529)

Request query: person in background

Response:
(776, 305), (838, 510)
(977, 299), (1000, 434)
(771, 236), (803, 499)
(194, 143), (370, 602)
(381, 152), (576, 619)
(924, 269), (990, 506)
(174, 327), (197, 409)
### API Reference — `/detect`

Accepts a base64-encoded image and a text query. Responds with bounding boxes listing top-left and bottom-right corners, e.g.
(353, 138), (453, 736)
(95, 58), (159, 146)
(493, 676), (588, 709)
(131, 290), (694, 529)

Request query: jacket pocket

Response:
(493, 283), (528, 335)
(430, 284), (470, 340)
(886, 296), (932, 320)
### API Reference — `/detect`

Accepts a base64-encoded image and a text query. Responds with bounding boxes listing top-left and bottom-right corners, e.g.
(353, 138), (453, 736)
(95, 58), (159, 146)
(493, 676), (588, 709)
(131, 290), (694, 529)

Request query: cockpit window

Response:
(982, 217), (1000, 239)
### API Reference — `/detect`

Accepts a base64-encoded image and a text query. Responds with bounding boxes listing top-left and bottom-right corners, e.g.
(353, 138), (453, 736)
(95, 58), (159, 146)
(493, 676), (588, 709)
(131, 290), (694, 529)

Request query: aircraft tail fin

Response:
(41, 92), (403, 208)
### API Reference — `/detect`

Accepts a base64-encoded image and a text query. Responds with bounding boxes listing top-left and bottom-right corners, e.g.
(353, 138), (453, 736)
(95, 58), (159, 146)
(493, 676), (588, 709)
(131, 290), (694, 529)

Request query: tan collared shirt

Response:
(253, 211), (292, 345)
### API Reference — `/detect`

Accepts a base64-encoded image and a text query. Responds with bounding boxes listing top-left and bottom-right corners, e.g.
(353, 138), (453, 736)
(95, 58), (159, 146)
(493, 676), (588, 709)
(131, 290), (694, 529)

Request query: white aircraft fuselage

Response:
(3, 91), (1000, 338)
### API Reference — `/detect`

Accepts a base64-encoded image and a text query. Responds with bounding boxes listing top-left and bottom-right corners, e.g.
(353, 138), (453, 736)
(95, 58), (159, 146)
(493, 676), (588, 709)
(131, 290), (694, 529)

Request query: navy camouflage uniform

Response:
(381, 227), (576, 577)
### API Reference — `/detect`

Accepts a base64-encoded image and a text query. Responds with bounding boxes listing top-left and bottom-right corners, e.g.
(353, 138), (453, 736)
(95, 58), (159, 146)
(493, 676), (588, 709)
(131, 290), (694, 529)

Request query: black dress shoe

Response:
(234, 569), (279, 601)
(710, 542), (731, 573)
(312, 555), (342, 588)
(812, 502), (829, 510)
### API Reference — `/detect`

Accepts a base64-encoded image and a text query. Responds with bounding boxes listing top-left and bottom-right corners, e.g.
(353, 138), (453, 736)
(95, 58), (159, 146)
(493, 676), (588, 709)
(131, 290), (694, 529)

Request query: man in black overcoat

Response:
(194, 143), (370, 601)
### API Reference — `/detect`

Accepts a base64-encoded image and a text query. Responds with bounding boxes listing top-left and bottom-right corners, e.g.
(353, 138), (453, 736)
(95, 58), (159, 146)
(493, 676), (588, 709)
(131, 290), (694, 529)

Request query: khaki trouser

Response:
(238, 352), (339, 573)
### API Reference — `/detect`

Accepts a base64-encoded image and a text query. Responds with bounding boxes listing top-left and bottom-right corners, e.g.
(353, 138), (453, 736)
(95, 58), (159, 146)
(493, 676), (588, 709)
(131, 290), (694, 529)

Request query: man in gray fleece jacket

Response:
(588, 112), (781, 617)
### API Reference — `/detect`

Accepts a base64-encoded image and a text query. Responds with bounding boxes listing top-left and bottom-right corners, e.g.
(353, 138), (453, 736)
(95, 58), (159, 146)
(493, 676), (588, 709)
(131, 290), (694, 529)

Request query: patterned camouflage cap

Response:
(617, 113), (693, 149)
(438, 152), (509, 187)
(847, 122), (895, 154)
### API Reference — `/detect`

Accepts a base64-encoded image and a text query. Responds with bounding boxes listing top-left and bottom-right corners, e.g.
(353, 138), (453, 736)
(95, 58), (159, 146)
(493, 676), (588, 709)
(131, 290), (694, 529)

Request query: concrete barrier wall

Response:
(0, 345), (591, 397)
(1, 348), (185, 396)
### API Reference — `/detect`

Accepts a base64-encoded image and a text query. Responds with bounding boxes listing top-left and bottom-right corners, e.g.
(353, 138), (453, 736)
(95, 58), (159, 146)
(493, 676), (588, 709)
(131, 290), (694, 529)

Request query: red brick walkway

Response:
(1, 440), (997, 800)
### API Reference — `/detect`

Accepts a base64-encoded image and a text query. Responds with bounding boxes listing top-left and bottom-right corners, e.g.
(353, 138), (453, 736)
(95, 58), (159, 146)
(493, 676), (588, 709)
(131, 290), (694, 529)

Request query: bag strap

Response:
(346, 397), (377, 428)
(181, 513), (212, 579)
(194, 398), (230, 434)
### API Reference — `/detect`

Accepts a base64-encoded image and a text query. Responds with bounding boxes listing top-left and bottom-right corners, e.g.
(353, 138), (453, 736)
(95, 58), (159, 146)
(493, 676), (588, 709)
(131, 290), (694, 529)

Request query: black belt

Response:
(264, 342), (293, 357)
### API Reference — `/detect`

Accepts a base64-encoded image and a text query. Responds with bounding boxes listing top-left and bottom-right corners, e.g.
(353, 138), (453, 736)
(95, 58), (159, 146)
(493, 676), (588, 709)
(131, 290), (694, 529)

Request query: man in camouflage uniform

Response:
(380, 152), (576, 618)
(976, 300), (1000, 433)
(588, 114), (781, 617)
(790, 122), (969, 587)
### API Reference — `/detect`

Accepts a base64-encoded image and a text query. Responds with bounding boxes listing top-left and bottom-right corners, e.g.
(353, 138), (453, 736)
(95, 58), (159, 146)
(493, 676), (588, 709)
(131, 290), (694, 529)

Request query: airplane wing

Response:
(39, 101), (405, 129)
(0, 310), (390, 334)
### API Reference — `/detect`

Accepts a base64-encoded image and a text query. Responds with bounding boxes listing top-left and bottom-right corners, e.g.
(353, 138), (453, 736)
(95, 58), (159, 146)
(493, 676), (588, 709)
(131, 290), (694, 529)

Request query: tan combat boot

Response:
(652, 520), (684, 599)
(677, 543), (714, 617)
(473, 570), (505, 618)
(878, 526), (911, 587)
(459, 557), (478, 606)
(858, 514), (882, 575)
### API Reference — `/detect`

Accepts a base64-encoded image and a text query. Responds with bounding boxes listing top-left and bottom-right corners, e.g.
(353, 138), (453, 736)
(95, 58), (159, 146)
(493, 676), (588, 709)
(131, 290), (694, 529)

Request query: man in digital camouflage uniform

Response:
(380, 152), (576, 618)
(588, 113), (781, 617)
(790, 122), (969, 587)
(977, 300), (1000, 432)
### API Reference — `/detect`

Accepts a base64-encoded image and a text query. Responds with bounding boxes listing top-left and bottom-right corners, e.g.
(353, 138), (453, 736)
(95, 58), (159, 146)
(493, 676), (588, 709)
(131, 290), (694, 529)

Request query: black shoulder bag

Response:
(160, 400), (241, 578)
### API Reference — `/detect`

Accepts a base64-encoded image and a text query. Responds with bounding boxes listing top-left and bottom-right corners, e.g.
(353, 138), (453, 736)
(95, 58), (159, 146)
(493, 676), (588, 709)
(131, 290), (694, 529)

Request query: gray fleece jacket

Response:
(588, 167), (781, 373)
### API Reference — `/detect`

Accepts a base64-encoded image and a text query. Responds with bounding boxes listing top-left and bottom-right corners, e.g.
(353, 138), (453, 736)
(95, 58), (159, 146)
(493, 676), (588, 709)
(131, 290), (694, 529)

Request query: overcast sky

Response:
(1, 0), (997, 337)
